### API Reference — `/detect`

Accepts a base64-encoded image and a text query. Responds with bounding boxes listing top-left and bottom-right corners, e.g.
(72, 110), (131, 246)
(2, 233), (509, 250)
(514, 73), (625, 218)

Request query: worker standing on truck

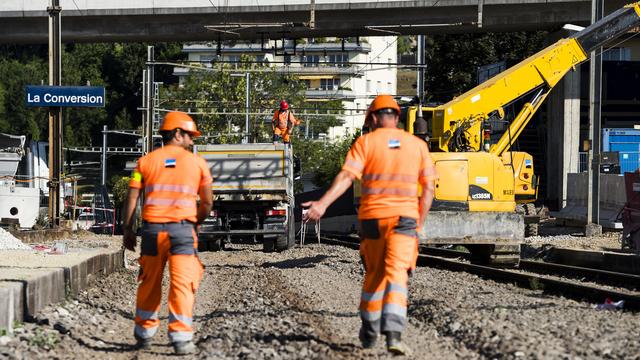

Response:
(122, 111), (213, 355)
(272, 99), (301, 143)
(303, 95), (436, 355)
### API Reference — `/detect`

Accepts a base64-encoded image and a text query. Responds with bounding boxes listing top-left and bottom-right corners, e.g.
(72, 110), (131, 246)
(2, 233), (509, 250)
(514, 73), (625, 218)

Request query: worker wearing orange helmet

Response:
(303, 95), (436, 355)
(122, 111), (213, 355)
(272, 100), (301, 143)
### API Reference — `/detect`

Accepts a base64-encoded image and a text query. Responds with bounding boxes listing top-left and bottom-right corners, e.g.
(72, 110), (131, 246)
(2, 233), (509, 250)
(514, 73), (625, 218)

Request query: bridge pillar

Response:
(546, 68), (581, 210)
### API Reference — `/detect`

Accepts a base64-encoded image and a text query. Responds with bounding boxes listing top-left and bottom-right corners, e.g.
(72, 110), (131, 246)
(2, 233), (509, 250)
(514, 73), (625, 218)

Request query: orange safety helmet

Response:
(160, 111), (201, 137)
(364, 94), (400, 127)
(280, 100), (289, 110)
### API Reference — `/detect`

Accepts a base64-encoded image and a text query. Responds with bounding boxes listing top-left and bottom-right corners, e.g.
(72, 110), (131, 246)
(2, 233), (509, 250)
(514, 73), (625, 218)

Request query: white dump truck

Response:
(196, 143), (297, 252)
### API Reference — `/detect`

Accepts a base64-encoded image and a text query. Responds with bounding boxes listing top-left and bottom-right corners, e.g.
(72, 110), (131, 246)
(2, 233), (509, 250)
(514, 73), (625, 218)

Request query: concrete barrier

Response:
(552, 173), (625, 229)
(0, 248), (124, 333)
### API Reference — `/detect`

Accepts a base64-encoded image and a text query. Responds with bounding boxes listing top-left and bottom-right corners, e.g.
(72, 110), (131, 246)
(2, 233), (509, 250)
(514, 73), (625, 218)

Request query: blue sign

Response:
(25, 86), (105, 107)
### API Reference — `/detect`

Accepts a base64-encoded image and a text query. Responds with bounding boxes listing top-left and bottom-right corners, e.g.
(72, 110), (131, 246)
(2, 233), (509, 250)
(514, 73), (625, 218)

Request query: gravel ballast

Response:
(1, 239), (639, 359)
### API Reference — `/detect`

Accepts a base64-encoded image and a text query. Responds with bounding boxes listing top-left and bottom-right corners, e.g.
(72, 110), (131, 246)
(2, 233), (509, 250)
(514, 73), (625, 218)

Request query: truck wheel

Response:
(209, 238), (223, 252)
(275, 234), (289, 252)
(263, 237), (275, 252)
(198, 240), (208, 252)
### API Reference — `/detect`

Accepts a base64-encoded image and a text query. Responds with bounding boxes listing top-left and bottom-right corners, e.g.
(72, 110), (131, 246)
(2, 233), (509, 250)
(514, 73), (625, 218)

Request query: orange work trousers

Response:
(134, 222), (204, 343)
(273, 127), (291, 143)
(359, 216), (419, 338)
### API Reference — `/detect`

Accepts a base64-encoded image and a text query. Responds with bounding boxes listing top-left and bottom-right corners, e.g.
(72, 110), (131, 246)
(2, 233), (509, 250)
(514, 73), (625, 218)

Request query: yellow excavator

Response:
(380, 2), (640, 266)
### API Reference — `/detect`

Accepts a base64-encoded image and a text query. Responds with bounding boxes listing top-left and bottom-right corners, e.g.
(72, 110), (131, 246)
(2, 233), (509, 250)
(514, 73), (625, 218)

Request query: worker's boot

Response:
(385, 331), (411, 356)
(358, 327), (378, 349)
(173, 340), (197, 355)
(133, 334), (151, 350)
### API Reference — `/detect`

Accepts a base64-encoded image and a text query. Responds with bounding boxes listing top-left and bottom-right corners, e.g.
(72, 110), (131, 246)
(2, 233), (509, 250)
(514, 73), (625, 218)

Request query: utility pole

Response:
(586, 0), (603, 236)
(146, 46), (155, 152)
(414, 35), (428, 138)
(47, 0), (62, 227)
(245, 72), (250, 143)
(101, 125), (107, 186)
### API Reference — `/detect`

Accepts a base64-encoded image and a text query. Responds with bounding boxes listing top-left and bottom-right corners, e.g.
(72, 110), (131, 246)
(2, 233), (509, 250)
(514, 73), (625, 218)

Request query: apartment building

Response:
(174, 37), (397, 139)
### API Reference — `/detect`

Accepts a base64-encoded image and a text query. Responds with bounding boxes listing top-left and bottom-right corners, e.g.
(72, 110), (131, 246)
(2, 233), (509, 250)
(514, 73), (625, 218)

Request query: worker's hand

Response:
(302, 201), (327, 222)
(122, 227), (137, 251)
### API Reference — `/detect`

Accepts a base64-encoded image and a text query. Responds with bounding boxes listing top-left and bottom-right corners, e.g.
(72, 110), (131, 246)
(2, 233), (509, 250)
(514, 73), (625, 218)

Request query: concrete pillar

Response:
(546, 69), (581, 210)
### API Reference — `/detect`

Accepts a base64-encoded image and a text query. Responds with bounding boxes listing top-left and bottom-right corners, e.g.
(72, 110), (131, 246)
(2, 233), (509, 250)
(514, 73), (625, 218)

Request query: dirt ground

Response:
(2, 236), (639, 359)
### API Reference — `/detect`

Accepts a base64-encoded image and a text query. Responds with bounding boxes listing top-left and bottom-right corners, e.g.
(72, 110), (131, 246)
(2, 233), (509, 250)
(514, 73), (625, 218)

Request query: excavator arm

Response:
(430, 1), (640, 155)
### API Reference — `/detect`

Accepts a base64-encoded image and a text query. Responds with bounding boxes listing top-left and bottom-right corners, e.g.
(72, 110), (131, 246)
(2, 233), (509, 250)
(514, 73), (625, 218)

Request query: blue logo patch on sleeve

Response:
(388, 139), (401, 149)
(164, 158), (176, 168)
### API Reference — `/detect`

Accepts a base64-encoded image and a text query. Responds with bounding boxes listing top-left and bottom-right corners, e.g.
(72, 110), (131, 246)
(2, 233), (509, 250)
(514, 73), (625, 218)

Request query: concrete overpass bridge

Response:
(0, 0), (628, 44)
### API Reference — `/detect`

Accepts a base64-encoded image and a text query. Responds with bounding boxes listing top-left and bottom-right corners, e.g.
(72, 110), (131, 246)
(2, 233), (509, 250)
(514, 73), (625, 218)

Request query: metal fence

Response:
(578, 151), (639, 173)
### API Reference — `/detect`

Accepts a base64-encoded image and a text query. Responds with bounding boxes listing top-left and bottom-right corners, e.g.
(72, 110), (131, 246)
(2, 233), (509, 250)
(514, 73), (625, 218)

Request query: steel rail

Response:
(319, 236), (640, 310)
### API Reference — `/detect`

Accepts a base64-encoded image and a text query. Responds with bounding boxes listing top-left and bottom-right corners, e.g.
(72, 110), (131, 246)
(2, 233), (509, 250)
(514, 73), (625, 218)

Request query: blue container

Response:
(603, 128), (640, 174)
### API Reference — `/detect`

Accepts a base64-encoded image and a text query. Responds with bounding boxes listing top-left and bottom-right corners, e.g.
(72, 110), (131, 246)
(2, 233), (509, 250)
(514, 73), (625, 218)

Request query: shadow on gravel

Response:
(70, 334), (137, 353)
(261, 255), (333, 269)
(252, 332), (359, 352)
(196, 333), (358, 353)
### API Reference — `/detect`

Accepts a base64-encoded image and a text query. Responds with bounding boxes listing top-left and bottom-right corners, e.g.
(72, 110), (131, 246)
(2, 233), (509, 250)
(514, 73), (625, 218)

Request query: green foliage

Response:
(424, 31), (547, 102)
(292, 133), (357, 189)
(28, 328), (59, 349)
(163, 55), (344, 144)
(397, 36), (415, 56)
(110, 175), (131, 209)
(0, 43), (184, 146)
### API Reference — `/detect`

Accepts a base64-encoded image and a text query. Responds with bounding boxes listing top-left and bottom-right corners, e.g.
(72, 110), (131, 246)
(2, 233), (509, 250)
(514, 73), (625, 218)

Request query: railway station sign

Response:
(25, 86), (105, 107)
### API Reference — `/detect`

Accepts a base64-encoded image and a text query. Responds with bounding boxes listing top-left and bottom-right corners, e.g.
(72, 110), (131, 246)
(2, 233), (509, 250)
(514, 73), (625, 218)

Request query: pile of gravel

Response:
(0, 227), (31, 250)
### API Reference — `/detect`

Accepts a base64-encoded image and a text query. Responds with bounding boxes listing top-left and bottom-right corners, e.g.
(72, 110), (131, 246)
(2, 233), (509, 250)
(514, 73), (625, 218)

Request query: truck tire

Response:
(275, 234), (289, 252)
(208, 238), (223, 252)
(263, 237), (276, 252)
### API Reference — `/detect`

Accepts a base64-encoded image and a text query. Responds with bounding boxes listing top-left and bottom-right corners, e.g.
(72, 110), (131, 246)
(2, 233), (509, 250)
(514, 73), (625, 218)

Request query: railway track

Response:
(317, 236), (640, 310)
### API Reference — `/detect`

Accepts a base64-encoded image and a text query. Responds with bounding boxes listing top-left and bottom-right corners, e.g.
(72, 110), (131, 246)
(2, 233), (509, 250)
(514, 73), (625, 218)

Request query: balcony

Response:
(305, 88), (355, 100)
(276, 64), (359, 76)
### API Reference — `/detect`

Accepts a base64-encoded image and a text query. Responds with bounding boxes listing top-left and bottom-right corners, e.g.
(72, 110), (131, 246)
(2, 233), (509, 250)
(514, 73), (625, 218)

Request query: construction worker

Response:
(303, 95), (436, 355)
(122, 111), (213, 355)
(272, 99), (301, 143)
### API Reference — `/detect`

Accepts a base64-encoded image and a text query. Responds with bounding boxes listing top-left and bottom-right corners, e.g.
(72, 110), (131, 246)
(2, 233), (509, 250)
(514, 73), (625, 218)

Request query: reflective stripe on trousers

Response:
(135, 222), (204, 342)
(359, 216), (418, 336)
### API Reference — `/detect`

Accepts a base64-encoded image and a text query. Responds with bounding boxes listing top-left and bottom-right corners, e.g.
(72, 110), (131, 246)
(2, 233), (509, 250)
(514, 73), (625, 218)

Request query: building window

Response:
(366, 80), (372, 92)
(320, 78), (340, 90)
(327, 54), (349, 67)
(603, 47), (631, 61)
(387, 82), (393, 93)
(284, 55), (291, 65)
(303, 80), (311, 89)
(227, 55), (241, 64)
(377, 81), (382, 93)
(303, 55), (320, 67)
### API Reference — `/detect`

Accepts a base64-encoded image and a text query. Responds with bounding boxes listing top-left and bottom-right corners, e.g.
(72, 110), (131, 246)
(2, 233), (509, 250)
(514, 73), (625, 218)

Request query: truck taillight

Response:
(210, 210), (218, 217)
(265, 209), (286, 216)
(523, 185), (529, 191)
(523, 173), (529, 179)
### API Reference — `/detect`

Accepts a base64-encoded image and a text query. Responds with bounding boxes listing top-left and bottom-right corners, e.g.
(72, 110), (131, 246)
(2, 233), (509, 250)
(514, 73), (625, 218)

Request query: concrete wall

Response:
(546, 70), (581, 210)
(553, 173), (626, 228)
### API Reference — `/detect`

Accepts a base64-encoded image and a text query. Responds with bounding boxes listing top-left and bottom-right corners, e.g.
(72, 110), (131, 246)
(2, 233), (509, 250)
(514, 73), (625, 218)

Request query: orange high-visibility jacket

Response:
(129, 145), (213, 223)
(342, 128), (436, 220)
(272, 109), (300, 130)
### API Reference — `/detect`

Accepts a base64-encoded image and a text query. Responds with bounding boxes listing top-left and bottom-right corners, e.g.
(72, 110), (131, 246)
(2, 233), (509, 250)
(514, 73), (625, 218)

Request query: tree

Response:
(162, 55), (343, 144)
(292, 133), (357, 190)
(424, 31), (547, 103)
